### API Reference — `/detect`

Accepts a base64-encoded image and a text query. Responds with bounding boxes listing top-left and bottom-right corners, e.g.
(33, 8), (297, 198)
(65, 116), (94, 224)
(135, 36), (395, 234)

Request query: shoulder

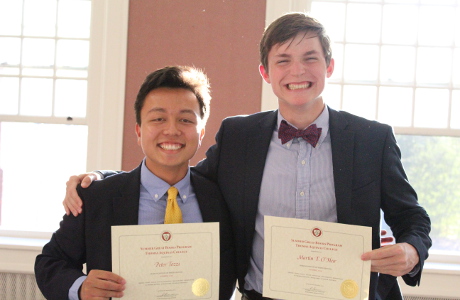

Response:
(221, 110), (276, 126)
(329, 107), (392, 134)
(78, 166), (141, 198)
(190, 169), (218, 189)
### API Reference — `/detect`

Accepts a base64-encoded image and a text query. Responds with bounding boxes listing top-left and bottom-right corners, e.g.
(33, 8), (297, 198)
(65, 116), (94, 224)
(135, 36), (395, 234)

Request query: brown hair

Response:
(260, 13), (332, 71)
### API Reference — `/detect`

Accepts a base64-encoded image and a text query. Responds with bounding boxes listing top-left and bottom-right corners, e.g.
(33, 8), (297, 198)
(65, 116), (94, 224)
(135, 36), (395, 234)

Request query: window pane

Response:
(23, 0), (57, 37)
(0, 122), (87, 232)
(0, 37), (21, 75)
(0, 0), (23, 35)
(22, 38), (55, 77)
(0, 77), (19, 115)
(378, 87), (413, 127)
(454, 48), (460, 87)
(20, 78), (53, 116)
(418, 6), (455, 46)
(416, 47), (452, 85)
(420, 0), (457, 5)
(58, 0), (91, 38)
(55, 79), (87, 117)
(344, 44), (379, 82)
(382, 5), (418, 45)
(349, 0), (381, 2)
(342, 85), (377, 120)
(456, 8), (460, 47)
(384, 0), (418, 4)
(396, 135), (460, 252)
(323, 83), (341, 110)
(56, 39), (89, 78)
(380, 46), (415, 84)
(346, 4), (381, 44)
(452, 90), (460, 129)
(414, 88), (449, 128)
(310, 2), (346, 42)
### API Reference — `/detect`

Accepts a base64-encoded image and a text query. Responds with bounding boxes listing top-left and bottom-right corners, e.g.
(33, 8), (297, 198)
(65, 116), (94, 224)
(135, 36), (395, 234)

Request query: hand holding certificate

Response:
(263, 216), (371, 300)
(112, 223), (220, 299)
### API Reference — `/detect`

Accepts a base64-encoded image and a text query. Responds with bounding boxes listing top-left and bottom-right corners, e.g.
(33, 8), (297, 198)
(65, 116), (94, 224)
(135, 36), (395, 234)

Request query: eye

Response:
(150, 117), (165, 122)
(180, 118), (196, 124)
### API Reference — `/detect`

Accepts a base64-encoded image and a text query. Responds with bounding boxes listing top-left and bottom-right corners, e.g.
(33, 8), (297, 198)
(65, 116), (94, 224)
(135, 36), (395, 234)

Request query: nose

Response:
(163, 120), (181, 136)
(291, 60), (306, 76)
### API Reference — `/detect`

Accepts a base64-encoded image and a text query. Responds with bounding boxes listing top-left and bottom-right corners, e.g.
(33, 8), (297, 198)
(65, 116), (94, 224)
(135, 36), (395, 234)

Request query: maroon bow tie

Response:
(278, 120), (322, 147)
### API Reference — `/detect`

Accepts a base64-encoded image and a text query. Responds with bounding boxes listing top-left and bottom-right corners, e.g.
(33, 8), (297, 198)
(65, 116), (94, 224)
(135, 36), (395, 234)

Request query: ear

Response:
(259, 64), (271, 84)
(135, 124), (141, 146)
(326, 58), (335, 78)
(198, 128), (205, 147)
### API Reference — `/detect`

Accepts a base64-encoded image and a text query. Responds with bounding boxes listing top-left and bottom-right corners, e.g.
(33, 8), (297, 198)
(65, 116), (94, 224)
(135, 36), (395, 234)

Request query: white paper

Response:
(112, 223), (220, 299)
(263, 216), (371, 300)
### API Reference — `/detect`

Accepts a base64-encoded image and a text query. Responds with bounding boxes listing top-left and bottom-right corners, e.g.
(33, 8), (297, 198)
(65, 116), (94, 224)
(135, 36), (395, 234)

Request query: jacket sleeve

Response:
(380, 127), (431, 286)
(35, 187), (87, 300)
(96, 170), (122, 179)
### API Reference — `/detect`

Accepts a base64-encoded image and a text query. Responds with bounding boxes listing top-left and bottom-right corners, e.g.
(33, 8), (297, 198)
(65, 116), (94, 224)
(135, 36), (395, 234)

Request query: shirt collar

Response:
(140, 159), (191, 203)
(276, 106), (330, 148)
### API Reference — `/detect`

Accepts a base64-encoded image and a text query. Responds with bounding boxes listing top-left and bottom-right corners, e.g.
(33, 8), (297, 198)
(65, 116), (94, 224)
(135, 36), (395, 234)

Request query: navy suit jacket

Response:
(35, 165), (236, 300)
(195, 107), (431, 300)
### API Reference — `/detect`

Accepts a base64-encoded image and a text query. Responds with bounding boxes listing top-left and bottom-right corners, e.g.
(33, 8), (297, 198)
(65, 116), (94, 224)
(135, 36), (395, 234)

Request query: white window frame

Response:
(263, 0), (460, 298)
(0, 0), (128, 275)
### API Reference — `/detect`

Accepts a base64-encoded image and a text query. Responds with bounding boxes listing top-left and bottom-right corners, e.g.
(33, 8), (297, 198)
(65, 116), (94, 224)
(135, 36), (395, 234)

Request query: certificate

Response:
(263, 216), (371, 300)
(112, 223), (220, 300)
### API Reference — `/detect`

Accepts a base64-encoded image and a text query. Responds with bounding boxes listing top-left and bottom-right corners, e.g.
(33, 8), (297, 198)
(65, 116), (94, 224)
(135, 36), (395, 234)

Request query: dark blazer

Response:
(195, 107), (431, 300)
(35, 165), (236, 300)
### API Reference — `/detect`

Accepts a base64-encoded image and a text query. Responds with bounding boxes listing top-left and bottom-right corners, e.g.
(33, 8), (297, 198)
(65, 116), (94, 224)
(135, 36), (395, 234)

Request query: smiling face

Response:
(260, 32), (334, 127)
(135, 87), (205, 184)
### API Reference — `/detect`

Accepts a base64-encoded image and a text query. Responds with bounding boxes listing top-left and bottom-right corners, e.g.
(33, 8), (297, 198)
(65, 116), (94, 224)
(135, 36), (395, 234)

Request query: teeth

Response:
(288, 82), (311, 90)
(160, 143), (182, 150)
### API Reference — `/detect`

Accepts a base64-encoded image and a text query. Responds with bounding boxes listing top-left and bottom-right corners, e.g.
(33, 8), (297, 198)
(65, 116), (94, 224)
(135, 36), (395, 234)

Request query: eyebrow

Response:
(274, 50), (318, 58)
(146, 107), (198, 116)
(303, 50), (319, 56)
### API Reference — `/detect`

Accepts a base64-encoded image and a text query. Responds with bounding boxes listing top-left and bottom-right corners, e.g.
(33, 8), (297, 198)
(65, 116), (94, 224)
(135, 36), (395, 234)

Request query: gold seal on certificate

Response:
(263, 216), (372, 300)
(341, 279), (359, 299)
(111, 223), (220, 299)
(192, 278), (210, 296)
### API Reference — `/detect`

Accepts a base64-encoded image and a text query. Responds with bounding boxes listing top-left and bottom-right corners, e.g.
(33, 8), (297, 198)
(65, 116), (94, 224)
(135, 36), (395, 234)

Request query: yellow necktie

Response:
(164, 187), (182, 224)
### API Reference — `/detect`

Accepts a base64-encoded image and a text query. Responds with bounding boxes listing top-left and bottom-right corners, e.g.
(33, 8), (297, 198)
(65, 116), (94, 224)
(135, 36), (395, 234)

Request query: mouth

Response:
(287, 82), (312, 90)
(159, 143), (183, 151)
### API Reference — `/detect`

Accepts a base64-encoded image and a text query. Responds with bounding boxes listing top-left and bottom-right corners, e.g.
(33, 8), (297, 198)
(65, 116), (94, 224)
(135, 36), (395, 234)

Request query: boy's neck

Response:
(279, 99), (326, 129)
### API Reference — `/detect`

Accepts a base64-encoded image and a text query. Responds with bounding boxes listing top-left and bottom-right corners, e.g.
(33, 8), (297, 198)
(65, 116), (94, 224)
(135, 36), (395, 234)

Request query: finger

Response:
(81, 285), (124, 300)
(68, 191), (83, 216)
(65, 174), (86, 215)
(63, 194), (80, 217)
(63, 199), (71, 216)
(365, 243), (419, 276)
(361, 244), (398, 261)
(380, 229), (388, 236)
(381, 236), (394, 245)
(90, 270), (126, 285)
(81, 173), (98, 188)
(81, 271), (125, 300)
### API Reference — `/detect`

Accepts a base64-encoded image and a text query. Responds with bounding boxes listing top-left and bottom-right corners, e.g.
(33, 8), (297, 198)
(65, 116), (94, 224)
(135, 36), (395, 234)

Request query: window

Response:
(263, 0), (460, 254)
(0, 0), (127, 234)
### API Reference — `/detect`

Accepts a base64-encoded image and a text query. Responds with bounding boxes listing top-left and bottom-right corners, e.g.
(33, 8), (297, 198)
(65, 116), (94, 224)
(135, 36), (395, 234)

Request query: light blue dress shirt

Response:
(69, 160), (202, 299)
(244, 107), (337, 293)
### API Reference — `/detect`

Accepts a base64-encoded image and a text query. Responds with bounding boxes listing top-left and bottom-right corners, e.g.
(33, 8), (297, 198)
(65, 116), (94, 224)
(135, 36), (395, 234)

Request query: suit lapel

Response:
(328, 107), (355, 224)
(112, 166), (141, 226)
(243, 111), (277, 255)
